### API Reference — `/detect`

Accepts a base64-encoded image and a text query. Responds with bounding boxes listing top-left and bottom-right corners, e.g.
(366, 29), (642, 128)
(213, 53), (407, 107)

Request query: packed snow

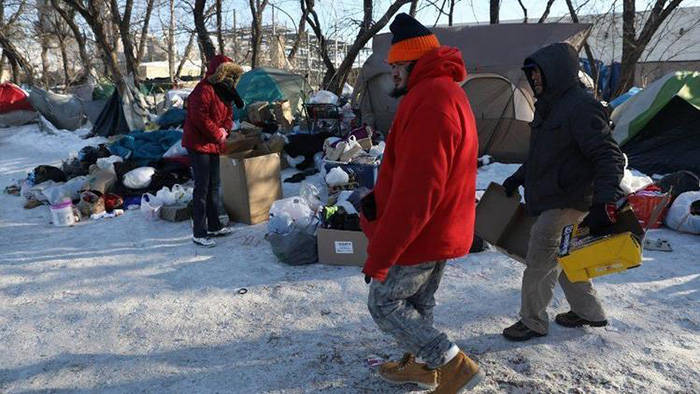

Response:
(0, 125), (698, 393)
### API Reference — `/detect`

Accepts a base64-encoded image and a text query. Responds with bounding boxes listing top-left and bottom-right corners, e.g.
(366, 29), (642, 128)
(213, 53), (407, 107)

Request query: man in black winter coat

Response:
(502, 43), (626, 341)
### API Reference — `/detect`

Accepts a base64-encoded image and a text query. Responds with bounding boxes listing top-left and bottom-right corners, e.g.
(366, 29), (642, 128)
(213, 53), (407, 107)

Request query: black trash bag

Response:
(266, 225), (318, 266)
(469, 234), (487, 253)
(33, 165), (67, 184)
(655, 170), (700, 202)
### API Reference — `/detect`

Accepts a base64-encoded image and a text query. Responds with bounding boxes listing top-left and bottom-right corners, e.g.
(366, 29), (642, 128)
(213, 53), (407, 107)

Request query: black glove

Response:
(364, 275), (372, 284)
(360, 192), (377, 221)
(502, 176), (522, 198)
(581, 203), (618, 236)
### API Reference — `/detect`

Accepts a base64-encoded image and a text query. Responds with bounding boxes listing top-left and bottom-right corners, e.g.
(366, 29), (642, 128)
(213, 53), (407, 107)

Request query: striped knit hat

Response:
(387, 13), (440, 64)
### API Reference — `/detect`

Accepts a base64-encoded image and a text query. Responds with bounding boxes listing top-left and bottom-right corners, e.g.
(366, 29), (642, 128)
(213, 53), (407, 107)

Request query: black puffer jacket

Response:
(510, 43), (625, 215)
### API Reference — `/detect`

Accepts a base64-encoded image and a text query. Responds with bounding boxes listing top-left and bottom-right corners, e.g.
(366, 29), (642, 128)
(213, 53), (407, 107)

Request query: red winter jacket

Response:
(361, 47), (478, 282)
(182, 55), (234, 155)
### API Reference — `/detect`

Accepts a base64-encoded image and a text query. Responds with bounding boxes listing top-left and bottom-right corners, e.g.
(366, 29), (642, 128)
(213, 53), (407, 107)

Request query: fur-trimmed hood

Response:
(206, 55), (244, 84)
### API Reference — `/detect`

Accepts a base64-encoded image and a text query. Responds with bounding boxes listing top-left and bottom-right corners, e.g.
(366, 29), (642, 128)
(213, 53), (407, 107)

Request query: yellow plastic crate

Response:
(557, 225), (642, 283)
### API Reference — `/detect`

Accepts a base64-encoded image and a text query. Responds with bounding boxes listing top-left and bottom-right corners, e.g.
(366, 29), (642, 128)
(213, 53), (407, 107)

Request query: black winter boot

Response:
(555, 311), (608, 328)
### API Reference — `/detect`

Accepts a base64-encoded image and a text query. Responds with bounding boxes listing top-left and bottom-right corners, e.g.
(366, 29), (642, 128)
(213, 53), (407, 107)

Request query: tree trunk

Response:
(324, 0), (411, 94)
(287, 2), (309, 63)
(168, 0), (176, 83)
(41, 38), (50, 87)
(565, 0), (598, 97)
(136, 0), (156, 72)
(57, 35), (71, 87)
(110, 0), (140, 84)
(517, 0), (528, 23)
(538, 0), (556, 23)
(616, 0), (683, 96)
(177, 31), (197, 78)
(304, 0), (336, 83)
(490, 0), (499, 24)
(0, 31), (34, 84)
(194, 0), (216, 61)
(50, 0), (91, 74)
(409, 0), (418, 17)
(249, 0), (269, 68)
(216, 0), (224, 54)
(448, 0), (455, 26)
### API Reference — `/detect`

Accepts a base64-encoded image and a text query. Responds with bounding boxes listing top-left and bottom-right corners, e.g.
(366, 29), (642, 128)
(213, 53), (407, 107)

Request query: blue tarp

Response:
(109, 130), (183, 166)
(157, 108), (187, 130)
(609, 87), (642, 109)
(580, 59), (622, 101)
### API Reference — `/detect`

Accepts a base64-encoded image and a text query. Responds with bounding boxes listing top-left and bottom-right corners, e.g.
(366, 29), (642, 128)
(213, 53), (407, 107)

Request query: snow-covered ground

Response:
(0, 125), (698, 393)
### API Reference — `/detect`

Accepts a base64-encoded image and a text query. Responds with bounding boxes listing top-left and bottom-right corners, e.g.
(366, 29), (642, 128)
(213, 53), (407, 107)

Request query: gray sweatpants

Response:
(367, 261), (454, 369)
(520, 208), (607, 334)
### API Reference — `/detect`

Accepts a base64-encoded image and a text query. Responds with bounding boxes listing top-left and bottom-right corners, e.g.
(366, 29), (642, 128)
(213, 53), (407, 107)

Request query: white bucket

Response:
(50, 200), (75, 227)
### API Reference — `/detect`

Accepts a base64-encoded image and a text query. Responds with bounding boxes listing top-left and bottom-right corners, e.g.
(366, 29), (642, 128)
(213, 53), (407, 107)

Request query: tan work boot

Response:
(431, 351), (485, 393)
(378, 353), (438, 390)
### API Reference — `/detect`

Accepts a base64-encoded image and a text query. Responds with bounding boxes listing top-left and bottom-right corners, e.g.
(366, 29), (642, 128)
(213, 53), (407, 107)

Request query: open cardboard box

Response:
(475, 182), (535, 263)
(220, 144), (282, 225)
(317, 228), (368, 266)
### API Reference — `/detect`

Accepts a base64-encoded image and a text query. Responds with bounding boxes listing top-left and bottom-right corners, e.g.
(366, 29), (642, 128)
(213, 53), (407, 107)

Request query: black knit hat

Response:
(387, 13), (440, 63)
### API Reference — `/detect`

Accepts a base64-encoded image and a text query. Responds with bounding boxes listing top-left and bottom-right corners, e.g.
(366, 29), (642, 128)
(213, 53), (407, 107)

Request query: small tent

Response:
(27, 87), (85, 131)
(92, 81), (149, 137)
(611, 71), (700, 175)
(0, 83), (37, 127)
(235, 67), (311, 118)
(354, 23), (592, 163)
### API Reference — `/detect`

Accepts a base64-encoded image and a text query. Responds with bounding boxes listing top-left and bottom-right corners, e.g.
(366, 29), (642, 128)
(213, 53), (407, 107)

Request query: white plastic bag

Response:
(42, 176), (90, 205)
(325, 167), (350, 186)
(163, 141), (187, 158)
(268, 197), (314, 235)
(96, 155), (124, 170)
(309, 90), (339, 105)
(123, 167), (156, 189)
(664, 191), (700, 234)
(620, 169), (653, 195)
(156, 186), (177, 206)
(369, 141), (386, 158)
(171, 184), (193, 204)
(140, 193), (162, 221)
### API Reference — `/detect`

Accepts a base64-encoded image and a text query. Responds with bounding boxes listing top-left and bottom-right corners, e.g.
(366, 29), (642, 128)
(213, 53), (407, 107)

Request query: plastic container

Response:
(50, 199), (75, 227)
(324, 161), (379, 189)
(628, 187), (669, 228)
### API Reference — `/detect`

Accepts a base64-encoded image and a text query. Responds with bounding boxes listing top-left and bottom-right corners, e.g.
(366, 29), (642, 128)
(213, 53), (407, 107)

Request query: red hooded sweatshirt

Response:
(181, 55), (235, 155)
(361, 47), (478, 282)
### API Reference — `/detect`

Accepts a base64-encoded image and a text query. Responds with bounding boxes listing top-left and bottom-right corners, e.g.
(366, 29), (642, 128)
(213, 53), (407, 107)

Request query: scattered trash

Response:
(643, 238), (672, 252)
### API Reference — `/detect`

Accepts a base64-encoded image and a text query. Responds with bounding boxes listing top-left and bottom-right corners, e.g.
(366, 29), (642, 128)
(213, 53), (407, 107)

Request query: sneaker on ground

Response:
(192, 237), (216, 247)
(502, 321), (547, 341)
(431, 350), (485, 393)
(208, 226), (234, 237)
(378, 353), (437, 390)
(555, 311), (608, 328)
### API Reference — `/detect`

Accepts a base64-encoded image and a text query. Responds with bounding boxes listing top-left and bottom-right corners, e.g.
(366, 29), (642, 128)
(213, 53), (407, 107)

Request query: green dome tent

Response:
(234, 67), (311, 120)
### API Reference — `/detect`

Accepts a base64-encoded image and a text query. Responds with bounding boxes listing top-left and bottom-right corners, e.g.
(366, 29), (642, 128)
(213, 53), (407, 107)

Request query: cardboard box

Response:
(247, 101), (273, 125)
(273, 100), (294, 131)
(220, 149), (283, 225)
(475, 182), (534, 263)
(317, 228), (368, 266)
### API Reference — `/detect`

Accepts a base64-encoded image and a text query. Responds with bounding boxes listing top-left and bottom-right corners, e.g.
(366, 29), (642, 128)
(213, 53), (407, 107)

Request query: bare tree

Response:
(490, 0), (499, 24)
(63, 0), (125, 90)
(286, 4), (309, 63)
(565, 0), (599, 96)
(50, 0), (91, 75)
(302, 0), (336, 82)
(538, 0), (557, 23)
(410, 0), (419, 17)
(0, 0), (34, 84)
(177, 31), (197, 78)
(617, 0), (684, 95)
(249, 0), (269, 68)
(168, 0), (176, 83)
(216, 0), (224, 54)
(517, 0), (528, 23)
(324, 0), (412, 94)
(194, 0), (216, 61)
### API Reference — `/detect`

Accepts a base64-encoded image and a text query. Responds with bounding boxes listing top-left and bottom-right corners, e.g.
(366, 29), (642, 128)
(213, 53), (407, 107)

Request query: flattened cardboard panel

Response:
(318, 228), (368, 266)
(244, 153), (282, 224)
(475, 182), (522, 244)
(501, 207), (537, 261)
(220, 155), (251, 224)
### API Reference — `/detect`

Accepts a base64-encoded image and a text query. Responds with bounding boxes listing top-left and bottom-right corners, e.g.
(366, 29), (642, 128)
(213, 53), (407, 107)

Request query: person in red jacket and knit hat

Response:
(182, 55), (244, 247)
(361, 13), (483, 393)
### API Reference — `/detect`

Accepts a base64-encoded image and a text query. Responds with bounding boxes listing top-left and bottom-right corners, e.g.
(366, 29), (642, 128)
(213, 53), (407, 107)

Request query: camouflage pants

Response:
(367, 261), (454, 369)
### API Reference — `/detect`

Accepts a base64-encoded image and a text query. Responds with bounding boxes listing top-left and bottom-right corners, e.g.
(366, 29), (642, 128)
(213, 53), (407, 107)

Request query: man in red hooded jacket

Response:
(361, 13), (483, 393)
(182, 55), (244, 247)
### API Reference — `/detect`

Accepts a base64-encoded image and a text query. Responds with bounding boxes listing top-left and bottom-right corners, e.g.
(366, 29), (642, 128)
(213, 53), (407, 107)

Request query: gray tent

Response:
(354, 23), (592, 163)
(28, 87), (86, 131)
